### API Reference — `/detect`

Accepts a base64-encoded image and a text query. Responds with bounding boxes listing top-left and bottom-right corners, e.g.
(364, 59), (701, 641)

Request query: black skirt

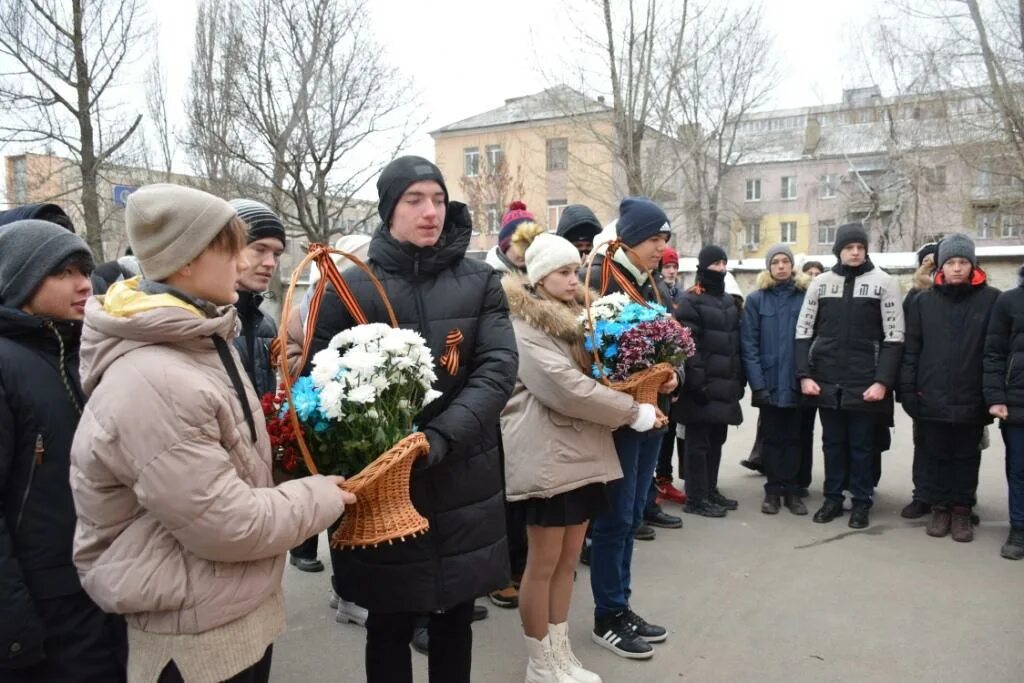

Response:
(523, 483), (609, 527)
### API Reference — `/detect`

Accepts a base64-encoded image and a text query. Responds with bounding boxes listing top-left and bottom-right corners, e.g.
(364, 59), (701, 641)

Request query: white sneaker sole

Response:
(590, 631), (654, 660)
(639, 631), (668, 644)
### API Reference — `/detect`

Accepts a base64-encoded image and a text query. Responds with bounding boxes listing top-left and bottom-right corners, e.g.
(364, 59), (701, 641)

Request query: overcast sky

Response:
(151, 0), (887, 166)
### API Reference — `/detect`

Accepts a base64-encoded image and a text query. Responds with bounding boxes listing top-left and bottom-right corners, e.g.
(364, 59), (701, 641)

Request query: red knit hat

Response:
(660, 246), (679, 268)
(498, 201), (535, 252)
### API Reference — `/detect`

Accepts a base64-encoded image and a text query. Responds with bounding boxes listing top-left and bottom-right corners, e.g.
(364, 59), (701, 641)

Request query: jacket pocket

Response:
(548, 409), (583, 432)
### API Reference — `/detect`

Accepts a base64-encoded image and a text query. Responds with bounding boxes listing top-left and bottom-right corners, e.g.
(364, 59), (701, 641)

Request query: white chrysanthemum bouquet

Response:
(280, 323), (440, 476)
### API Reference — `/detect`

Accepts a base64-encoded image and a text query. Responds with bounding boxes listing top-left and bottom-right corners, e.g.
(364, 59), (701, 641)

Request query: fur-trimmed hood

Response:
(502, 273), (585, 343)
(755, 270), (811, 291)
(912, 261), (935, 291)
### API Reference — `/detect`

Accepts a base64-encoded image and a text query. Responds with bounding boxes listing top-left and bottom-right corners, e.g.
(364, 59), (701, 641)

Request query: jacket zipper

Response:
(15, 435), (44, 534)
(1008, 356), (1016, 384)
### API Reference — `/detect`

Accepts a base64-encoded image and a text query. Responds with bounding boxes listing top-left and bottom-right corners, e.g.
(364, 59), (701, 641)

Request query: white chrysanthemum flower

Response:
(366, 409), (380, 420)
(370, 374), (390, 391)
(347, 384), (377, 404)
(379, 334), (411, 355)
(390, 328), (428, 348)
(341, 349), (386, 375)
(424, 389), (442, 404)
(310, 349), (342, 387)
(319, 382), (346, 419)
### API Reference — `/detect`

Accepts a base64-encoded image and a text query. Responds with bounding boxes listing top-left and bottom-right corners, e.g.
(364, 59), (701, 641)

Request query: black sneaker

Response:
(1001, 527), (1024, 560)
(592, 612), (655, 659)
(739, 458), (764, 473)
(289, 555), (325, 572)
(472, 604), (488, 621)
(813, 499), (844, 523)
(849, 504), (870, 529)
(798, 488), (810, 498)
(683, 499), (727, 518)
(644, 509), (683, 529)
(900, 499), (931, 519)
(633, 524), (656, 541)
(709, 489), (739, 510)
(624, 609), (667, 643)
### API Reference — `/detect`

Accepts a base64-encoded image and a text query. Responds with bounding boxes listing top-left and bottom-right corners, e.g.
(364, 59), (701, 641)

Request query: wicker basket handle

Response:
(581, 240), (664, 385)
(275, 242), (399, 475)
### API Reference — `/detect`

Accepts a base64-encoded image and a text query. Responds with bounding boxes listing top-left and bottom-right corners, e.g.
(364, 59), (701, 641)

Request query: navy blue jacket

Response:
(741, 272), (808, 408)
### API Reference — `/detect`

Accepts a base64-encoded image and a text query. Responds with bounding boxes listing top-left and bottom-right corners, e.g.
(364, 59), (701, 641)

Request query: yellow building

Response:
(431, 86), (682, 252)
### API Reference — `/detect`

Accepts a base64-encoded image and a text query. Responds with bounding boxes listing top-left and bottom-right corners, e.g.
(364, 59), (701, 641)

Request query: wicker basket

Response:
(610, 362), (676, 419)
(275, 244), (430, 549)
(331, 432), (430, 548)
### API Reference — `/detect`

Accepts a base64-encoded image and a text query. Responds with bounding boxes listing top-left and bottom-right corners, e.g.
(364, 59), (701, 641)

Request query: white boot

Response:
(524, 634), (574, 683)
(549, 622), (601, 683)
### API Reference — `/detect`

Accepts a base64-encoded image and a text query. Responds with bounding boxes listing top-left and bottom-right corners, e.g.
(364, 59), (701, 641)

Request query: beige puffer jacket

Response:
(70, 279), (345, 635)
(500, 276), (637, 501)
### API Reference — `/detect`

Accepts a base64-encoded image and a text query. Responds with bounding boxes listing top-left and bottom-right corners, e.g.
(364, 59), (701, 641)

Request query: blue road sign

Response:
(112, 184), (138, 208)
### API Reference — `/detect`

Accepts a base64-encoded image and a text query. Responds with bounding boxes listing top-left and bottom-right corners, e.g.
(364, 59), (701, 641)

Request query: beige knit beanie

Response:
(126, 184), (237, 281)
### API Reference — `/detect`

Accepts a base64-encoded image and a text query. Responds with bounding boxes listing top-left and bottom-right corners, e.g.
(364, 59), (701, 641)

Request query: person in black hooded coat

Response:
(309, 156), (517, 683)
(0, 220), (125, 681)
(674, 245), (744, 518)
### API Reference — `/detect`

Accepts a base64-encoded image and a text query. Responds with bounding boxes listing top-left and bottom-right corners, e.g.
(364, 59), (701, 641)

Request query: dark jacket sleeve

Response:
(874, 275), (905, 388)
(675, 296), (706, 393)
(983, 293), (1012, 407)
(424, 270), (518, 457)
(740, 291), (766, 392)
(0, 378), (46, 669)
(898, 293), (922, 412)
(794, 276), (821, 379)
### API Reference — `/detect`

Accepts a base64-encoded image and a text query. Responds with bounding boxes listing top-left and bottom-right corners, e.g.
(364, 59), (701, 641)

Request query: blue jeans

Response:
(590, 428), (661, 619)
(819, 408), (877, 507)
(1000, 425), (1024, 528)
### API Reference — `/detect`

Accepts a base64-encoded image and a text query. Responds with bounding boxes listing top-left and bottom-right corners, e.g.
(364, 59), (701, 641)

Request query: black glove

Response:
(752, 389), (771, 406)
(420, 428), (450, 468)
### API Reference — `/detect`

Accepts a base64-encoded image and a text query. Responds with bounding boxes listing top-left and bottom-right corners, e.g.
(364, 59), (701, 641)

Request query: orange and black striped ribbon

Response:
(439, 328), (464, 376)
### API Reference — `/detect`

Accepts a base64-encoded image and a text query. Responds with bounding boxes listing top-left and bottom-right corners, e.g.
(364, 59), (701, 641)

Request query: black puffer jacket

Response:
(795, 259), (904, 412)
(673, 271), (744, 425)
(0, 308), (88, 667)
(233, 291), (278, 397)
(900, 269), (999, 424)
(310, 204), (518, 614)
(983, 268), (1024, 424)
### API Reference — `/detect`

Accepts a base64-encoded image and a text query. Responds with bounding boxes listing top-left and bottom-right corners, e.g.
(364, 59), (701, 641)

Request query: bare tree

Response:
(0, 0), (148, 260)
(460, 157), (528, 237)
(145, 54), (174, 180)
(186, 0), (420, 244)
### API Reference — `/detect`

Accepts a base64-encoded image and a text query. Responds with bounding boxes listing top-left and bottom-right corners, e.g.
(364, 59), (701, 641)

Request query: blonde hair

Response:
(509, 222), (546, 254)
(207, 216), (248, 254)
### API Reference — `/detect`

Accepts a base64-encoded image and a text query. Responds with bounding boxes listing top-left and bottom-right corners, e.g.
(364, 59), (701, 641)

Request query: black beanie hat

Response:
(557, 204), (602, 243)
(376, 156), (449, 227)
(916, 242), (938, 266)
(833, 222), (869, 256)
(617, 197), (671, 247)
(229, 199), (286, 246)
(698, 244), (728, 270)
(0, 219), (93, 308)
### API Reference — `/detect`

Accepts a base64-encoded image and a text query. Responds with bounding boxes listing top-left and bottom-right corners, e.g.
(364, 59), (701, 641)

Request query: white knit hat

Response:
(525, 233), (581, 285)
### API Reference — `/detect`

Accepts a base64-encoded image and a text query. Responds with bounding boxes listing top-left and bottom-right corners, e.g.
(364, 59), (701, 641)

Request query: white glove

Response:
(629, 403), (657, 432)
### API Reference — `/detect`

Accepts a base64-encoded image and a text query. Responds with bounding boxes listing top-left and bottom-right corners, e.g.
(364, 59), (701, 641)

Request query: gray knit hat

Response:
(937, 232), (976, 268)
(765, 243), (795, 270)
(0, 219), (93, 308)
(126, 184), (237, 281)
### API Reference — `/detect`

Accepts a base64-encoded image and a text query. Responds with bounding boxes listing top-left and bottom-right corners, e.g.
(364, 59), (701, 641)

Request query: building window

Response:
(546, 138), (568, 171)
(925, 165), (946, 190)
(1003, 217), (1023, 239)
(781, 221), (797, 244)
(463, 147), (480, 177)
(485, 203), (501, 234)
(781, 176), (797, 200)
(12, 157), (27, 203)
(817, 219), (837, 245)
(976, 209), (996, 239)
(745, 179), (761, 201)
(547, 199), (567, 228)
(486, 144), (503, 171)
(744, 222), (760, 249)
(818, 174), (837, 199)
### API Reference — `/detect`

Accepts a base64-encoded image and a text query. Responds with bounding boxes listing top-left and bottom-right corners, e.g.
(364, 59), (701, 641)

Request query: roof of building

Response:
(431, 85), (611, 135)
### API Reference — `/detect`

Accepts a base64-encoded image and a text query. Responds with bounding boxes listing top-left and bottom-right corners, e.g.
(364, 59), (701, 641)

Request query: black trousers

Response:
(761, 406), (803, 495)
(365, 600), (474, 683)
(656, 420), (683, 479)
(5, 591), (126, 683)
(799, 407), (816, 489)
(290, 534), (318, 560)
(910, 420), (935, 504)
(684, 423), (727, 502)
(159, 646), (272, 683)
(918, 421), (984, 508)
(326, 518), (360, 602)
(506, 499), (529, 578)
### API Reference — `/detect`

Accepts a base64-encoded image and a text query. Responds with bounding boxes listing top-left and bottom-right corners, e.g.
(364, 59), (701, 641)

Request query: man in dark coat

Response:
(0, 220), (125, 681)
(557, 203), (603, 258)
(982, 266), (1024, 560)
(741, 244), (809, 516)
(675, 245), (744, 518)
(796, 223), (904, 529)
(583, 198), (679, 661)
(309, 156), (517, 683)
(900, 234), (998, 543)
